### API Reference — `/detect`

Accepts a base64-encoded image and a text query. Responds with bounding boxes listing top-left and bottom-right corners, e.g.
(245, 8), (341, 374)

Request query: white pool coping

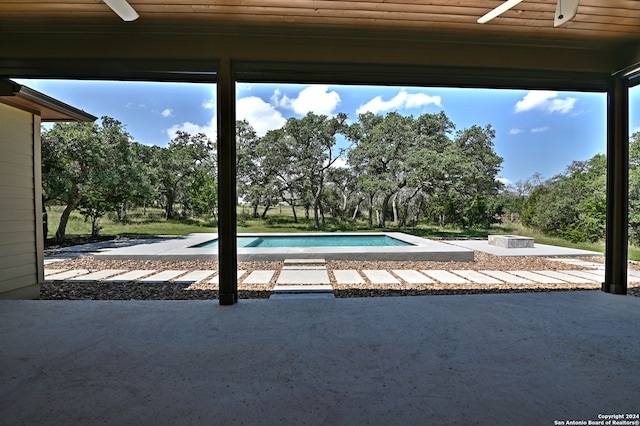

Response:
(93, 232), (475, 262)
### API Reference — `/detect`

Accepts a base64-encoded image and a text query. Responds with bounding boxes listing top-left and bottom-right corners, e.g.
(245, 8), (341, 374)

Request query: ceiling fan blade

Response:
(103, 0), (139, 21)
(477, 0), (525, 24)
(554, 0), (579, 27)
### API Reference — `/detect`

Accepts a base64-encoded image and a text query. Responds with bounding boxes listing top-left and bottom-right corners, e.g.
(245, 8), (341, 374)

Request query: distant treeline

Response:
(41, 113), (640, 246)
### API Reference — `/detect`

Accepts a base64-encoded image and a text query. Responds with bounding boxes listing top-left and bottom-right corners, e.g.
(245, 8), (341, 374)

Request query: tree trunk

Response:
(165, 192), (176, 220)
(351, 198), (363, 221)
(290, 201), (298, 223)
(91, 215), (100, 237)
(54, 191), (83, 243)
(367, 194), (374, 226)
(379, 193), (393, 228)
(392, 193), (399, 225)
(261, 200), (272, 219)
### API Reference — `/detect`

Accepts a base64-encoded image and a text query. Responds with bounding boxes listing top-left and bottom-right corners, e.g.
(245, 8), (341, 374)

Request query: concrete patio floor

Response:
(1, 291), (639, 425)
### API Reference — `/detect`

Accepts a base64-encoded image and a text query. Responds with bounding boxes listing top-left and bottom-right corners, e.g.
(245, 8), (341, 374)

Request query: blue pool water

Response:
(194, 235), (413, 248)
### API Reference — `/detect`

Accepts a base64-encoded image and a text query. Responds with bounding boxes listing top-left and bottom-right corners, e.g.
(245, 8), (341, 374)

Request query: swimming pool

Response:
(194, 234), (412, 249)
(94, 232), (474, 262)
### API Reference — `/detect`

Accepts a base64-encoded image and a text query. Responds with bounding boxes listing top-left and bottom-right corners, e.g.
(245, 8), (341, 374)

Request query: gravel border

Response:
(41, 252), (640, 300)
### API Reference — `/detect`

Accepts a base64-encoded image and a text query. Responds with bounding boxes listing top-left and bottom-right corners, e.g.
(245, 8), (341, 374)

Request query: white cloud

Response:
(330, 157), (348, 169)
(509, 128), (523, 135)
(161, 108), (173, 117)
(356, 90), (442, 115)
(531, 126), (550, 133)
(203, 86), (217, 110)
(272, 85), (341, 115)
(515, 91), (577, 114)
(237, 96), (287, 136)
(497, 177), (512, 187)
(166, 117), (216, 142)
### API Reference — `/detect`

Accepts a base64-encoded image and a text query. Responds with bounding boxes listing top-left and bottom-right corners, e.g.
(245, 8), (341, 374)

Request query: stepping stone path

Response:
(44, 260), (636, 298)
(66, 270), (127, 282)
(271, 259), (335, 300)
(104, 270), (157, 282)
(451, 270), (503, 285)
(208, 270), (245, 284)
(533, 270), (597, 284)
(479, 270), (534, 284)
(173, 270), (216, 284)
(508, 271), (566, 284)
(137, 270), (188, 283)
(45, 269), (90, 282)
(421, 270), (469, 284)
(244, 270), (275, 284)
(392, 270), (435, 284)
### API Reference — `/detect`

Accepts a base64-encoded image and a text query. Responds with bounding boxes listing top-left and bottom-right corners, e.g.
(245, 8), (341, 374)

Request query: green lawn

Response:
(44, 205), (640, 260)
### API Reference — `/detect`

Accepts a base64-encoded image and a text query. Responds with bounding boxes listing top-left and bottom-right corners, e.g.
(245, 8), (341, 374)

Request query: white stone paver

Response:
(628, 271), (640, 282)
(66, 270), (127, 282)
(45, 269), (90, 281)
(172, 270), (216, 284)
(546, 258), (605, 269)
(282, 265), (327, 270)
(479, 270), (534, 284)
(104, 270), (157, 282)
(392, 270), (435, 284)
(277, 270), (330, 284)
(137, 270), (188, 283)
(363, 270), (400, 284)
(44, 269), (67, 277)
(451, 270), (503, 284)
(421, 270), (469, 284)
(208, 270), (246, 284)
(272, 284), (334, 293)
(533, 270), (598, 284)
(561, 270), (604, 281)
(333, 270), (365, 284)
(242, 270), (275, 284)
(508, 271), (566, 284)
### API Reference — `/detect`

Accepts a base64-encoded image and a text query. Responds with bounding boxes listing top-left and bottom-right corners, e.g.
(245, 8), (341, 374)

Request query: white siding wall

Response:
(0, 102), (42, 299)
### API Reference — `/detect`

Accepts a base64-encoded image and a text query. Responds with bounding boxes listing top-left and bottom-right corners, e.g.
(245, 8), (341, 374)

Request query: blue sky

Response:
(18, 78), (640, 186)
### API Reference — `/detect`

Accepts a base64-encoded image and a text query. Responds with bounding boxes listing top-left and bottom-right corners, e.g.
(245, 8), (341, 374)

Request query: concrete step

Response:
(283, 258), (326, 266)
(277, 270), (330, 285)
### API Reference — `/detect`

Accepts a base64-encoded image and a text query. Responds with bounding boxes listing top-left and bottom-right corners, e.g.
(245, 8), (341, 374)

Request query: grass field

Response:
(44, 204), (639, 260)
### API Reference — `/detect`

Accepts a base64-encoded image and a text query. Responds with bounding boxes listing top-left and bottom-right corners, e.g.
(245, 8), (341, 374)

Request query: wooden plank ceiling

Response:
(0, 0), (638, 42)
(0, 1), (639, 86)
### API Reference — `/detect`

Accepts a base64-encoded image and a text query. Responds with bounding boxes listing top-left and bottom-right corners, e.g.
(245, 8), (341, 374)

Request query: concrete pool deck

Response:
(92, 232), (476, 262)
(449, 239), (603, 257)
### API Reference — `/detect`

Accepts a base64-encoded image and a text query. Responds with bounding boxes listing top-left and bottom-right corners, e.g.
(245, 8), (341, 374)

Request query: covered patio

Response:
(2, 292), (639, 424)
(1, 0), (639, 422)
